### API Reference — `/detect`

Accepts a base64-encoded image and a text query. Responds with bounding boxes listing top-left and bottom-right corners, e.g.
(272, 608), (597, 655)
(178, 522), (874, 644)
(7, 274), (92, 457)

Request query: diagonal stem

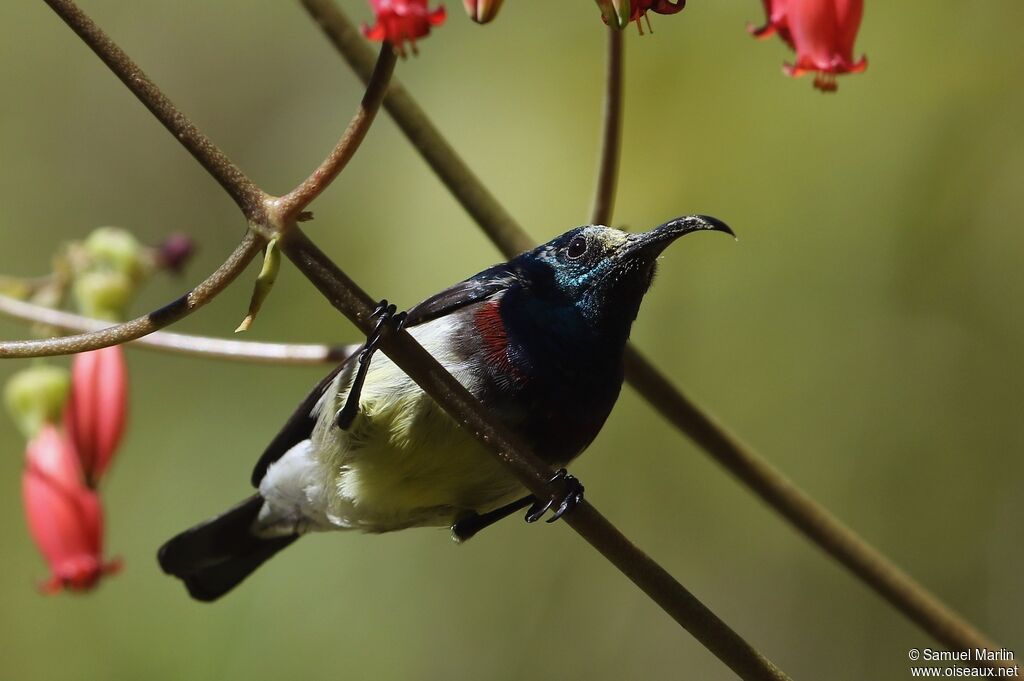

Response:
(279, 226), (791, 681)
(275, 43), (397, 222)
(0, 294), (347, 365)
(299, 0), (1010, 665)
(42, 0), (267, 223)
(621, 350), (1006, 658)
(590, 27), (624, 227)
(0, 232), (262, 358)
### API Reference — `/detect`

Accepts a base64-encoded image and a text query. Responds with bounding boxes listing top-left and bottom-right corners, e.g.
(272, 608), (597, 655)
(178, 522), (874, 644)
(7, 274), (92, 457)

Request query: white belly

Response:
(258, 316), (524, 534)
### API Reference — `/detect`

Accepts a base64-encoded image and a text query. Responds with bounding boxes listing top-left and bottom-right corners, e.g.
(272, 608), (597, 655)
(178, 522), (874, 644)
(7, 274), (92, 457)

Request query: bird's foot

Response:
(525, 469), (585, 524)
(335, 299), (407, 430)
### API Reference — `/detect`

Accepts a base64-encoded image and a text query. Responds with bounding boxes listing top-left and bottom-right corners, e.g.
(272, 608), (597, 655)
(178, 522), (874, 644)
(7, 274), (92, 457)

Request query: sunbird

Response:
(159, 215), (733, 601)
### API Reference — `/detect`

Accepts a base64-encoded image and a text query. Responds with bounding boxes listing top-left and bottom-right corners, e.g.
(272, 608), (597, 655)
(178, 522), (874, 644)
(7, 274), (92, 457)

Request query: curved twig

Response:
(275, 44), (397, 222)
(300, 0), (1009, 665)
(0, 295), (346, 365)
(0, 233), (262, 358)
(42, 0), (267, 223)
(280, 227), (791, 681)
(299, 0), (534, 257)
(590, 27), (624, 226)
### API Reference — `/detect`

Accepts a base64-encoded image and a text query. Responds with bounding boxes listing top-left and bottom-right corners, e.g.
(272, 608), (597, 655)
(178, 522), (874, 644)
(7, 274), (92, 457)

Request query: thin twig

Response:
(42, 0), (267, 223)
(300, 0), (1010, 665)
(0, 232), (262, 358)
(279, 227), (791, 681)
(590, 27), (623, 226)
(0, 294), (346, 365)
(276, 44), (397, 221)
(299, 0), (534, 257)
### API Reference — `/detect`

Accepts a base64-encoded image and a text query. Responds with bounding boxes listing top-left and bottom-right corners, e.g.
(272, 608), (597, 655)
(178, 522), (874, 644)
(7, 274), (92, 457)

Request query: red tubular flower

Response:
(65, 346), (128, 487)
(22, 426), (121, 593)
(750, 0), (866, 92)
(362, 0), (447, 56)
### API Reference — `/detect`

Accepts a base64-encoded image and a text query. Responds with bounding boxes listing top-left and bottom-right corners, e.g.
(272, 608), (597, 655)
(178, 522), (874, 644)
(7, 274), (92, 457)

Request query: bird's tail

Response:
(158, 495), (298, 602)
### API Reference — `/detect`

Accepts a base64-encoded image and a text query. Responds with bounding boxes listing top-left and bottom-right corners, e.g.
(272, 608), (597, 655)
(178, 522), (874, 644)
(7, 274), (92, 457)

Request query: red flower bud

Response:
(22, 426), (121, 593)
(632, 0), (685, 22)
(363, 0), (447, 56)
(65, 346), (128, 487)
(598, 0), (685, 33)
(155, 233), (196, 275)
(751, 0), (866, 92)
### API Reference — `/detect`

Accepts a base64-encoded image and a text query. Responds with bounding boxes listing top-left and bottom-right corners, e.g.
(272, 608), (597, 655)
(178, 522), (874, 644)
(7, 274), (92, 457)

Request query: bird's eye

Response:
(566, 235), (588, 260)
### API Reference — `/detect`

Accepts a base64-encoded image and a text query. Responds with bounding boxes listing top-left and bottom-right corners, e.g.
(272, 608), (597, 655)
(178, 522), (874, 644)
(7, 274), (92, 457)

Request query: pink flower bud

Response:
(65, 346), (128, 487)
(751, 0), (867, 92)
(22, 426), (121, 593)
(363, 0), (447, 56)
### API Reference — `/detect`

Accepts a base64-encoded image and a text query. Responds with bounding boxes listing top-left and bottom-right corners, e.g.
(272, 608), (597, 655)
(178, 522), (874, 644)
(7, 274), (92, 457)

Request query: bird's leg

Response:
(524, 469), (585, 524)
(451, 470), (585, 540)
(451, 496), (534, 542)
(335, 299), (407, 430)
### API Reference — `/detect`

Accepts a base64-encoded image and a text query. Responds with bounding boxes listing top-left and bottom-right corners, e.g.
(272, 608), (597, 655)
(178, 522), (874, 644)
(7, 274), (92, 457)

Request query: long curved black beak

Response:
(623, 215), (735, 259)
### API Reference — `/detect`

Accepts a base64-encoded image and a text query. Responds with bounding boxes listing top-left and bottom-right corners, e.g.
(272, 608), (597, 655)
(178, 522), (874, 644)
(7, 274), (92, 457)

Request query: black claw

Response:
(523, 469), (584, 525)
(335, 299), (406, 430)
(391, 311), (408, 335)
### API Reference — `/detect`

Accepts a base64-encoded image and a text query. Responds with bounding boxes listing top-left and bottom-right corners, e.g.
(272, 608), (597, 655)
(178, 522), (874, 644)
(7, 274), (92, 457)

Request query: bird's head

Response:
(517, 215), (734, 342)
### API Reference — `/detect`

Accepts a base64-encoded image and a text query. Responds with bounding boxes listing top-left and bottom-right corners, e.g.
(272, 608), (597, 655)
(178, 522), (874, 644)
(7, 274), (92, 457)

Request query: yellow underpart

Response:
(309, 320), (523, 531)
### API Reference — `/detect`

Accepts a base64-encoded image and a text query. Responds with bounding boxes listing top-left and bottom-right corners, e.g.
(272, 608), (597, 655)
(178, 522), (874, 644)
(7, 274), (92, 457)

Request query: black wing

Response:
(249, 347), (357, 487)
(405, 263), (518, 327)
(250, 265), (518, 486)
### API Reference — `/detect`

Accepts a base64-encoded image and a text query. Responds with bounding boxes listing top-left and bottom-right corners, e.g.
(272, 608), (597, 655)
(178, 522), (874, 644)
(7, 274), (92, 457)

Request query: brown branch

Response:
(0, 232), (262, 358)
(275, 44), (397, 222)
(42, 0), (267, 223)
(622, 352), (1008, 660)
(590, 27), (624, 226)
(0, 294), (347, 365)
(300, 0), (1010, 666)
(279, 227), (791, 681)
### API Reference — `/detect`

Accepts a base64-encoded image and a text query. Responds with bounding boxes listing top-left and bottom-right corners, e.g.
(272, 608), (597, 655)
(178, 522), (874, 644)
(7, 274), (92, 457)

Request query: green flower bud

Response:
(4, 364), (71, 439)
(83, 227), (145, 280)
(0, 277), (30, 299)
(463, 0), (504, 24)
(595, 0), (631, 29)
(73, 270), (134, 321)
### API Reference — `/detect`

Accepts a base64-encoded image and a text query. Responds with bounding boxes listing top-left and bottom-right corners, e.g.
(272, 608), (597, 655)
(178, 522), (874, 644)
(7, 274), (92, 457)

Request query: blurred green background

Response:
(1, 1), (1022, 679)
